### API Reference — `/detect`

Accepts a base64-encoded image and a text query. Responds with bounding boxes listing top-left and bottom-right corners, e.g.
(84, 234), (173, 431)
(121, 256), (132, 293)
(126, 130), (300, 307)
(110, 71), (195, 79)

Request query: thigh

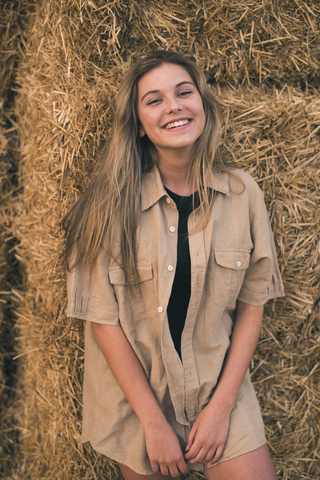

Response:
(204, 444), (278, 480)
(119, 463), (182, 480)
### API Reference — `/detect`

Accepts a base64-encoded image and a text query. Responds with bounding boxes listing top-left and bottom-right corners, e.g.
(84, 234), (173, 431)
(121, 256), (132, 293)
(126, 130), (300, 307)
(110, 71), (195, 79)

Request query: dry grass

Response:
(217, 85), (320, 479)
(0, 1), (30, 476)
(1, 0), (319, 479)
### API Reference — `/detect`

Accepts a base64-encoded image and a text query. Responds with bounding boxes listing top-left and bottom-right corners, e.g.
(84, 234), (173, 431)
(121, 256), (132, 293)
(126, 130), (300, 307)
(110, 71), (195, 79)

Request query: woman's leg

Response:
(119, 463), (182, 480)
(203, 444), (277, 480)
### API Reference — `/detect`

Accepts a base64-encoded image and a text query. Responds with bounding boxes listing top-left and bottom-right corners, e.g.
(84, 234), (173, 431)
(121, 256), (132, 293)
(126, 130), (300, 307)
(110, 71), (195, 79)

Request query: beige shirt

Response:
(67, 168), (284, 474)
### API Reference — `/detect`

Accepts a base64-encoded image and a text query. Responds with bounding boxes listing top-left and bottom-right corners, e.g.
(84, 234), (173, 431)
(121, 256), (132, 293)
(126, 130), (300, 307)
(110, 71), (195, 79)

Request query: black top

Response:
(165, 187), (199, 358)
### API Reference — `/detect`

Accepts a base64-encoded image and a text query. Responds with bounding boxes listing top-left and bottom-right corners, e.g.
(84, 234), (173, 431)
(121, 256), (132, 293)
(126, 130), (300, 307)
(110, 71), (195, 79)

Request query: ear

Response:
(139, 125), (146, 137)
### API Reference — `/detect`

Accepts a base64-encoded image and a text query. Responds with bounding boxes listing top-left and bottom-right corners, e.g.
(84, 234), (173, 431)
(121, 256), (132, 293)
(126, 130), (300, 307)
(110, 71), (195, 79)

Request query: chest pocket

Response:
(109, 264), (154, 323)
(213, 250), (250, 308)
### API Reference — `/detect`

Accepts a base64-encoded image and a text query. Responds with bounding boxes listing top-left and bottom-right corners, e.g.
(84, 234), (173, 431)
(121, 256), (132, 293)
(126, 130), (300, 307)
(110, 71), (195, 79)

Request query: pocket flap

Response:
(215, 250), (250, 270)
(109, 264), (154, 285)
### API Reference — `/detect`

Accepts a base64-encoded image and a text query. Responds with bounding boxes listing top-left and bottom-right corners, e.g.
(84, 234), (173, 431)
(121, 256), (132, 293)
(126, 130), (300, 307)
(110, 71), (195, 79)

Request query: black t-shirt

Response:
(164, 187), (199, 358)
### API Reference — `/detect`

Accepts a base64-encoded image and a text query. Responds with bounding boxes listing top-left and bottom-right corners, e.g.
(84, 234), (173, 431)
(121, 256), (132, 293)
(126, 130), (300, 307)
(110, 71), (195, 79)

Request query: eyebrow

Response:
(140, 81), (195, 102)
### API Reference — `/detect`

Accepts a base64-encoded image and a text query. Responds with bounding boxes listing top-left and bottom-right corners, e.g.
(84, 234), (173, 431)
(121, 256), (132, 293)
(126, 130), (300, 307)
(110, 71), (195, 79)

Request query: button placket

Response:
(157, 200), (178, 324)
(181, 224), (205, 420)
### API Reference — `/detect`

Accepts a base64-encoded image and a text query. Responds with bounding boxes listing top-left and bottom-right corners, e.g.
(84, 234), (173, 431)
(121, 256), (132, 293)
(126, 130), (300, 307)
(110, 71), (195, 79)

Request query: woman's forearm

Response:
(91, 322), (189, 475)
(91, 322), (166, 428)
(208, 300), (264, 412)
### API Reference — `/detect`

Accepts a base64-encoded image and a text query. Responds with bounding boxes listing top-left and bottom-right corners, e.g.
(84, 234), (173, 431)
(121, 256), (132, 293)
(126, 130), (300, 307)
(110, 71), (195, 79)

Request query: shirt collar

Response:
(141, 167), (230, 212)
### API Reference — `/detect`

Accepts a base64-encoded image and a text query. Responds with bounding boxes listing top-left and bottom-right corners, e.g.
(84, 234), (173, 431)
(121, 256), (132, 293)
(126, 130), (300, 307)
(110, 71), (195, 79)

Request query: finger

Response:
(184, 431), (202, 460)
(189, 446), (212, 464)
(204, 447), (217, 463)
(207, 444), (224, 465)
(150, 461), (159, 473)
(177, 458), (189, 474)
(185, 446), (205, 464)
(184, 439), (202, 460)
(185, 424), (197, 452)
(159, 464), (169, 476)
(195, 446), (212, 463)
(168, 464), (180, 478)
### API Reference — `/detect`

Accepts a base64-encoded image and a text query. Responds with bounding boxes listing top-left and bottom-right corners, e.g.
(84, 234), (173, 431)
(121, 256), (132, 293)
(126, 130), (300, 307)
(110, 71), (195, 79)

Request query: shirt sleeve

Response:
(237, 180), (285, 306)
(66, 250), (120, 325)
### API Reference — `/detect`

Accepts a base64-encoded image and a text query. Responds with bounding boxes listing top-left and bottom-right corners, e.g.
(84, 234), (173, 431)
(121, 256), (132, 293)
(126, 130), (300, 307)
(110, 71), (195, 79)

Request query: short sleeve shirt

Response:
(67, 168), (284, 474)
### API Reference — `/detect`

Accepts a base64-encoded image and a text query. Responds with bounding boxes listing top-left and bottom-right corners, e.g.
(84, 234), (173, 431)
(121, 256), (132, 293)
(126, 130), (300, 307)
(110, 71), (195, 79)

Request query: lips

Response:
(163, 119), (191, 129)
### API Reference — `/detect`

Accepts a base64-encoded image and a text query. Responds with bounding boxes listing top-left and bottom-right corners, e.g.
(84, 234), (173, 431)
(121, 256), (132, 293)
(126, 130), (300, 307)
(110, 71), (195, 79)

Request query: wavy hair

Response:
(62, 50), (233, 284)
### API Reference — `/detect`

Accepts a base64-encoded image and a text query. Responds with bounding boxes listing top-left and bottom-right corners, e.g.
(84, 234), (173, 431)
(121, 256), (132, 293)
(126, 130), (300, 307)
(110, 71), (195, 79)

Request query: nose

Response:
(165, 96), (182, 113)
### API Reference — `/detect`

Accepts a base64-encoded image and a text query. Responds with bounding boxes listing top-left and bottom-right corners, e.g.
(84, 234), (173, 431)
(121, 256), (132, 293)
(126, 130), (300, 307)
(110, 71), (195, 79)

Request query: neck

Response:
(157, 150), (196, 196)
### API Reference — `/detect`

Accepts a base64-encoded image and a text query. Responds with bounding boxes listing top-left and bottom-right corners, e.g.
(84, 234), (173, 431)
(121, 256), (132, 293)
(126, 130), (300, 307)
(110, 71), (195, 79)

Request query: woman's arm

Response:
(184, 300), (264, 465)
(91, 322), (189, 477)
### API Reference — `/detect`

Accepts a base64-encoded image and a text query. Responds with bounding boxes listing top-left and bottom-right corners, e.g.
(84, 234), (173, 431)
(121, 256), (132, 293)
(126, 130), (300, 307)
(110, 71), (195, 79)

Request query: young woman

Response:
(64, 51), (284, 480)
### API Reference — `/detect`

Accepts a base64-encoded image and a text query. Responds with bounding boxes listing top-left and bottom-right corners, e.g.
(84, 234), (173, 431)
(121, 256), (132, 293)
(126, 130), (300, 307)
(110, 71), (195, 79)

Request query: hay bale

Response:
(4, 0), (320, 479)
(0, 1), (30, 475)
(216, 84), (320, 479)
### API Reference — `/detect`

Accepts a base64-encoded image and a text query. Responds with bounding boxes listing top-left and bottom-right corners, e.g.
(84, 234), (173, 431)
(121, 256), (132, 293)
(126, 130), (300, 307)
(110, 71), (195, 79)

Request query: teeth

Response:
(165, 119), (190, 129)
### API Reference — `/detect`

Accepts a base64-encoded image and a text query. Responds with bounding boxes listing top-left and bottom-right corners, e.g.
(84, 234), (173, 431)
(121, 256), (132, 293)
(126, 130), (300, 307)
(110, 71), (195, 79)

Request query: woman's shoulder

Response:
(227, 168), (263, 197)
(230, 168), (260, 186)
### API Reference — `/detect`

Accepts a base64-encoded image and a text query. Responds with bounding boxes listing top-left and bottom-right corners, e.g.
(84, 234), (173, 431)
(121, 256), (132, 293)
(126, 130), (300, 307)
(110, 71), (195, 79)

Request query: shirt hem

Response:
(238, 288), (285, 306)
(67, 311), (120, 325)
(80, 439), (153, 476)
(206, 440), (267, 469)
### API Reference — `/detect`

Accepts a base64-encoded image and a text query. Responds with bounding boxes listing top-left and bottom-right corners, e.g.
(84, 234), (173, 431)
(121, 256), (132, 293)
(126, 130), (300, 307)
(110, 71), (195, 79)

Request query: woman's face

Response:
(137, 63), (206, 160)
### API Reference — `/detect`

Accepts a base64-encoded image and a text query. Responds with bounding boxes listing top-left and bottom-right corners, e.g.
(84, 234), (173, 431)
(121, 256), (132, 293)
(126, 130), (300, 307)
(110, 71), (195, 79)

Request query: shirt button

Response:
(169, 226), (175, 232)
(237, 261), (241, 267)
(158, 306), (163, 313)
(166, 197), (170, 204)
(168, 265), (174, 271)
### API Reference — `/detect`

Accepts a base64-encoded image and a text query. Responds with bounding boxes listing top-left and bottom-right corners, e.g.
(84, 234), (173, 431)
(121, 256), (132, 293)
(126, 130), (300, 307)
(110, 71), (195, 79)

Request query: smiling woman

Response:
(137, 65), (205, 147)
(62, 50), (284, 480)
(137, 63), (206, 194)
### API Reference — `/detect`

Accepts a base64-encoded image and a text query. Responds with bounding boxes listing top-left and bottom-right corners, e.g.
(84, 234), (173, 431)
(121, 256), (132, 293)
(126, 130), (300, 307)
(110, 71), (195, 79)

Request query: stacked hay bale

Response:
(0, 1), (29, 476)
(4, 0), (320, 479)
(219, 85), (320, 479)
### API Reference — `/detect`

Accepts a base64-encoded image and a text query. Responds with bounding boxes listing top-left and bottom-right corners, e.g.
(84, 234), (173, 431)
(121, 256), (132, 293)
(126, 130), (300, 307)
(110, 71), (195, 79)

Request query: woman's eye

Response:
(147, 98), (161, 105)
(178, 90), (192, 96)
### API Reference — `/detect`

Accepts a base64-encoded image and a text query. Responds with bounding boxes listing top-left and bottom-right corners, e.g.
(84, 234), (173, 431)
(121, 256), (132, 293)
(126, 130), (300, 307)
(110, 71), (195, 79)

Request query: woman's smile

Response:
(137, 63), (206, 159)
(162, 117), (191, 130)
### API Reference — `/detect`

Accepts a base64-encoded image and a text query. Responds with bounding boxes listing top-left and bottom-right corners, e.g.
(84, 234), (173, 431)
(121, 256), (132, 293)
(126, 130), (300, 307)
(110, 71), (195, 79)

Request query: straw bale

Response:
(3, 0), (320, 479)
(215, 85), (320, 479)
(8, 0), (319, 90)
(0, 1), (30, 475)
(110, 0), (320, 87)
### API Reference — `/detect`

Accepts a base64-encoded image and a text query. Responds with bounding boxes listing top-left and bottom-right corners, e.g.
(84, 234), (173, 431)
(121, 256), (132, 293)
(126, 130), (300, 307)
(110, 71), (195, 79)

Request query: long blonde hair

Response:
(62, 50), (232, 284)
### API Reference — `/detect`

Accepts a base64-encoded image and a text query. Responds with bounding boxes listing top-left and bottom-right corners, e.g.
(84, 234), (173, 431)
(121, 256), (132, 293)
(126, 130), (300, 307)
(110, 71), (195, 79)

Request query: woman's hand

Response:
(144, 419), (189, 477)
(91, 323), (188, 476)
(184, 302), (264, 466)
(184, 399), (232, 465)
